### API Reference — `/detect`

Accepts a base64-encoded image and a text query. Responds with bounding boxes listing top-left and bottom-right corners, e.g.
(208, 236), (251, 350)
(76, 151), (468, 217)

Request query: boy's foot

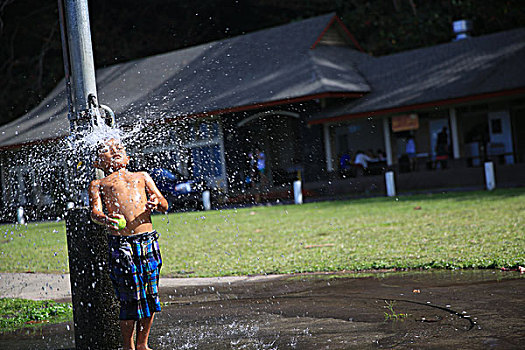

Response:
(136, 346), (152, 350)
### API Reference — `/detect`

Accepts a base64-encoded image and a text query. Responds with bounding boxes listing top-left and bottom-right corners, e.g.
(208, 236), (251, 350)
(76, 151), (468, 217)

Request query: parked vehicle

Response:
(150, 168), (207, 211)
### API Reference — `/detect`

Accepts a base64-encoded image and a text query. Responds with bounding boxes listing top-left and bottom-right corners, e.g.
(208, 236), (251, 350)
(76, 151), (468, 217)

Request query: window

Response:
(192, 144), (222, 180)
(9, 167), (35, 206)
(491, 119), (502, 134)
(184, 119), (226, 189)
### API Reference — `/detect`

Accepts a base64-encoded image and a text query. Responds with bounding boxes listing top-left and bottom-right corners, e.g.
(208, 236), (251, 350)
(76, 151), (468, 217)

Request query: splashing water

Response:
(74, 122), (122, 151)
(66, 113), (145, 156)
(3, 103), (225, 223)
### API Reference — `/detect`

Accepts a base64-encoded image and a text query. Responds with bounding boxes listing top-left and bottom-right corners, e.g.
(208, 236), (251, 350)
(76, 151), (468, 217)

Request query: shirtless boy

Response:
(89, 138), (168, 350)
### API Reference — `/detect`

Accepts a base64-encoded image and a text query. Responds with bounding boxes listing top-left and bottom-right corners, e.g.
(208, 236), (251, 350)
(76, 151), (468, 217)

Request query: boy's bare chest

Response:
(100, 175), (145, 200)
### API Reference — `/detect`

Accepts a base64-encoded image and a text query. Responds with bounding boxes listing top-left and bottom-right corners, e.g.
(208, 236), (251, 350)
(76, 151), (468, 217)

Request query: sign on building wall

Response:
(392, 113), (419, 132)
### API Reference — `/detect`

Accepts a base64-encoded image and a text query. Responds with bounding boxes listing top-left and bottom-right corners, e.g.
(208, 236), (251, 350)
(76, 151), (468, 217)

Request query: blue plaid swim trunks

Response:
(108, 231), (162, 320)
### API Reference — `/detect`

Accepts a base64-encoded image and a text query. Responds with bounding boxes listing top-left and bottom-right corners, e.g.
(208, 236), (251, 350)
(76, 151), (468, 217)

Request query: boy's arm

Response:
(88, 180), (119, 228)
(143, 172), (169, 213)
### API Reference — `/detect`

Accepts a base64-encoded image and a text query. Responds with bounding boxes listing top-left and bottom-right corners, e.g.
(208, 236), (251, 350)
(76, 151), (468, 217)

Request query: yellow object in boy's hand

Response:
(113, 217), (127, 230)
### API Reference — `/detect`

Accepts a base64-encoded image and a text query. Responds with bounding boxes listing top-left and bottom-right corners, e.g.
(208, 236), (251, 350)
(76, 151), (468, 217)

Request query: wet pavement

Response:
(1, 269), (524, 349)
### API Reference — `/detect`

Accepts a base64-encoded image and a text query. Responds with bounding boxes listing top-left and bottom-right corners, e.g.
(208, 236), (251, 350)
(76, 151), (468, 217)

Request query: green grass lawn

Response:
(0, 298), (72, 333)
(1, 189), (524, 277)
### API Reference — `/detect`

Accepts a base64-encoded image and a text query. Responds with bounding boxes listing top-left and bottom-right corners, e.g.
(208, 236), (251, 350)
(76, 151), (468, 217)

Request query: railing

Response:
(304, 155), (525, 200)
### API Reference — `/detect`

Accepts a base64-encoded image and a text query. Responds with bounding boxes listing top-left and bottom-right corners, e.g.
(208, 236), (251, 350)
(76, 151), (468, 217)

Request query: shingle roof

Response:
(309, 28), (525, 124)
(2, 16), (523, 149)
(0, 13), (370, 148)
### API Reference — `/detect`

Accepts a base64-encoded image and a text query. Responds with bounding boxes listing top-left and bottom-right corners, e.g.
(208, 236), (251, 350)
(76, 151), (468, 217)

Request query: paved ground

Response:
(0, 273), (72, 301)
(0, 272), (286, 301)
(1, 270), (524, 349)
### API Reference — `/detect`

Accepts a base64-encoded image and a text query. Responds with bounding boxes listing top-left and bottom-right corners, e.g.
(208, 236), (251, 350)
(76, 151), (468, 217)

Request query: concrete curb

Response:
(0, 273), (286, 301)
(0, 273), (72, 301)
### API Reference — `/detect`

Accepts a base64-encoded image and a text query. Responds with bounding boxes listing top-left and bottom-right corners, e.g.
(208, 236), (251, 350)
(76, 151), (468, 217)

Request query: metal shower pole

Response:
(58, 0), (120, 348)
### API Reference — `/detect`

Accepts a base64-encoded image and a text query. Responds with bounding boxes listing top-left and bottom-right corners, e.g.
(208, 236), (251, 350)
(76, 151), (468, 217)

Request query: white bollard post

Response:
(293, 180), (303, 204)
(202, 190), (211, 211)
(385, 171), (396, 197)
(16, 206), (26, 225)
(484, 161), (496, 191)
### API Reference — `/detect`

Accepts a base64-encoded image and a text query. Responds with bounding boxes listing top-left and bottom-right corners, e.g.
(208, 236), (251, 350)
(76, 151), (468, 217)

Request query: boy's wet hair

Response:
(95, 140), (110, 154)
(90, 138), (122, 164)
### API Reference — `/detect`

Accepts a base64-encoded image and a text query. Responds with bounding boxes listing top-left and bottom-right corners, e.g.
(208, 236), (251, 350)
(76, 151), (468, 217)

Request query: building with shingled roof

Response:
(0, 13), (524, 220)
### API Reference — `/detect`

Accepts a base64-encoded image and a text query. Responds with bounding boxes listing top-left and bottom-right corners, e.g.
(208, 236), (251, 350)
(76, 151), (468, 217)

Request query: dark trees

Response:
(0, 0), (523, 126)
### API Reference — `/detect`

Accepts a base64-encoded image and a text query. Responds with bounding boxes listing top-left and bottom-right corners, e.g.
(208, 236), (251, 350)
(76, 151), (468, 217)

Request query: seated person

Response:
(354, 150), (377, 169)
(377, 149), (387, 161)
(353, 150), (378, 176)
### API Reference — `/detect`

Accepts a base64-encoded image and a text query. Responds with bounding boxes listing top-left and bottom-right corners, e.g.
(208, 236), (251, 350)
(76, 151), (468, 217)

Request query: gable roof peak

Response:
(311, 14), (364, 52)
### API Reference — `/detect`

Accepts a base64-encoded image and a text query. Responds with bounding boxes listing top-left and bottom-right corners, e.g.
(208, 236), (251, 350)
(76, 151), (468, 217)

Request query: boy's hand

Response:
(146, 195), (160, 211)
(107, 213), (125, 230)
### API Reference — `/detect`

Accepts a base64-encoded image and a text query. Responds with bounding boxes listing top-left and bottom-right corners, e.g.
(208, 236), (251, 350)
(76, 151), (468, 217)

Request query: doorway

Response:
(429, 118), (449, 158)
(238, 111), (301, 188)
(488, 111), (514, 164)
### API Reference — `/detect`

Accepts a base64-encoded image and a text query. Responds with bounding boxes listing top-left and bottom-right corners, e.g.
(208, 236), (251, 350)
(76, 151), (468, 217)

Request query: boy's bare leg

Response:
(121, 320), (136, 350)
(136, 314), (155, 350)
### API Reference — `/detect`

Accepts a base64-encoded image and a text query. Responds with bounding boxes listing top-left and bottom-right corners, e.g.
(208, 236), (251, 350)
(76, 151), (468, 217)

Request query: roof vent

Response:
(452, 20), (473, 41)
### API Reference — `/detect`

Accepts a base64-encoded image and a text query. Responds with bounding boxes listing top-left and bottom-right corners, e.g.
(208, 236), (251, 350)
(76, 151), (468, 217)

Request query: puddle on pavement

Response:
(1, 269), (524, 349)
